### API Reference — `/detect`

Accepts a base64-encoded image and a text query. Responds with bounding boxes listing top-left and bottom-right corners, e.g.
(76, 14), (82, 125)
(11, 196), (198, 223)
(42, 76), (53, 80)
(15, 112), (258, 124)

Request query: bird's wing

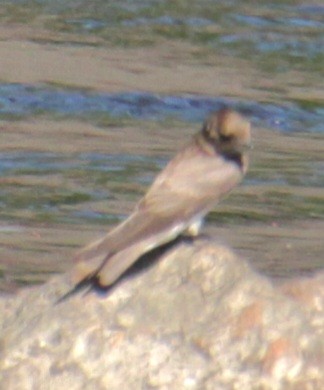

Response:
(94, 221), (186, 286)
(142, 145), (243, 214)
(73, 146), (242, 286)
(72, 206), (188, 285)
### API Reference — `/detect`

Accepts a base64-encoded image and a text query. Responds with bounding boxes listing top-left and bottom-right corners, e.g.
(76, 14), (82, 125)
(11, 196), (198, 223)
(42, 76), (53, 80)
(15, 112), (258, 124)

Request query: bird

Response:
(66, 108), (251, 296)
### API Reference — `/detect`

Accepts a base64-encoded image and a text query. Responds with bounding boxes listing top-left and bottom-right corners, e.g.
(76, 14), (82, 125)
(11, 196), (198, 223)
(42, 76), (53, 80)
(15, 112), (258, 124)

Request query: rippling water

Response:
(0, 84), (323, 133)
(0, 0), (323, 287)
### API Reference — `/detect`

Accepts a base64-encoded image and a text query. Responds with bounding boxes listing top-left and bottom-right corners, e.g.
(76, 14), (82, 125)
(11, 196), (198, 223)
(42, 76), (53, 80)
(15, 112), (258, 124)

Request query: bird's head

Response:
(202, 109), (251, 154)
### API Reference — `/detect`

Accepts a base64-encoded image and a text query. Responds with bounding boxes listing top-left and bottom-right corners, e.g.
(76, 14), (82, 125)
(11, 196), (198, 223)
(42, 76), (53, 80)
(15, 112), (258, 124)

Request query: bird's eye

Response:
(219, 134), (232, 142)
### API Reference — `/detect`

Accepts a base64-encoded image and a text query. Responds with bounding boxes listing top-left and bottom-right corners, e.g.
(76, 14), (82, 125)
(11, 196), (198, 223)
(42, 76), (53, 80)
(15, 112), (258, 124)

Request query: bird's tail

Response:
(55, 238), (114, 304)
(54, 273), (95, 304)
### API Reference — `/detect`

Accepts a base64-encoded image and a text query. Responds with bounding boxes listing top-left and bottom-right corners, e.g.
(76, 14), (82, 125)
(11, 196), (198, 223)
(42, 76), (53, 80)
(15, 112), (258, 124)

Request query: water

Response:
(0, 0), (323, 288)
(0, 84), (322, 133)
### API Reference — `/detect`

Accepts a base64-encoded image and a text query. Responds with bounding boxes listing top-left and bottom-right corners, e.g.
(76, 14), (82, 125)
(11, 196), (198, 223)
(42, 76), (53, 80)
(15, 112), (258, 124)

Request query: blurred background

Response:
(0, 0), (323, 291)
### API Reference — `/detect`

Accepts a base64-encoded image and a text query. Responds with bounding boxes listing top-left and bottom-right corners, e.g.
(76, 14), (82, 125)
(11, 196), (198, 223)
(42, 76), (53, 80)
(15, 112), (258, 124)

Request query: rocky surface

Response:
(0, 239), (323, 389)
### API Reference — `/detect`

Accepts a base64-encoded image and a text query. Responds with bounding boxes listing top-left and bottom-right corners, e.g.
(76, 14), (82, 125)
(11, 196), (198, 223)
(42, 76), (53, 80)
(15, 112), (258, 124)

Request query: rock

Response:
(0, 239), (323, 389)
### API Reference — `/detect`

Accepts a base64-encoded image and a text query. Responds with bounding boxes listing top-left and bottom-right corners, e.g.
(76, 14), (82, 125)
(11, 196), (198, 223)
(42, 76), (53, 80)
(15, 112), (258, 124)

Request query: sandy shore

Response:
(1, 24), (322, 101)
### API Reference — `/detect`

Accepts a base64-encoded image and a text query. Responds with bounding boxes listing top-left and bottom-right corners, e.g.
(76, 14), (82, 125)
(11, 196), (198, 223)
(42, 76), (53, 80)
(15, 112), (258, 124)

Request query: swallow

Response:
(67, 108), (251, 296)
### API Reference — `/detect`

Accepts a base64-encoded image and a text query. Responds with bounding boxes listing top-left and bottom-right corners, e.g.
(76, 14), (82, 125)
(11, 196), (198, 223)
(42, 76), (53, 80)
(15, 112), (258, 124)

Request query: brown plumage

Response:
(70, 108), (251, 291)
